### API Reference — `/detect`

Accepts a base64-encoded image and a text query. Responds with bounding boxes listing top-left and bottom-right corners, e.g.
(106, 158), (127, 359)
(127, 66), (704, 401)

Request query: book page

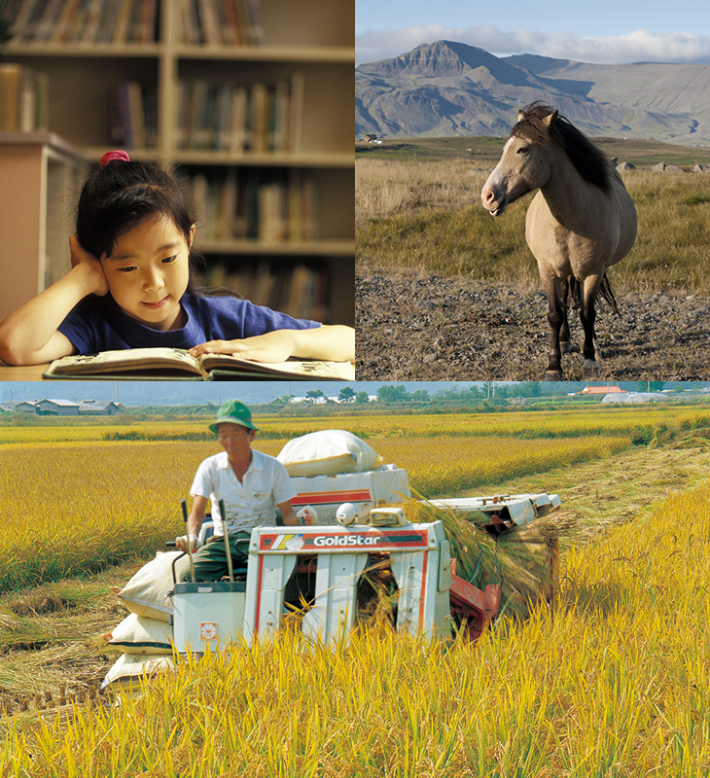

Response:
(44, 348), (204, 376)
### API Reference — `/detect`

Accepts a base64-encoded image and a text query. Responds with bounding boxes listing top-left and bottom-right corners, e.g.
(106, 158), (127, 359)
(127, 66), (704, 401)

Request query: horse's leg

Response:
(559, 278), (572, 355)
(580, 275), (602, 379)
(543, 275), (566, 381)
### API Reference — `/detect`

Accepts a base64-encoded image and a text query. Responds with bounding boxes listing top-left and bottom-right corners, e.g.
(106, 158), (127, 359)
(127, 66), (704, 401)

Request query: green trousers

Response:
(183, 532), (251, 582)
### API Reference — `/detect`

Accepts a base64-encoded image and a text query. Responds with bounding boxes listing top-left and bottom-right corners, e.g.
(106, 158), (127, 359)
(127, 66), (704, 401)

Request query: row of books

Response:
(0, 63), (48, 131)
(7, 0), (158, 44)
(104, 76), (304, 153)
(180, 0), (263, 46)
(4, 0), (263, 47)
(186, 169), (319, 244)
(196, 260), (329, 322)
(108, 79), (158, 148)
(177, 73), (304, 153)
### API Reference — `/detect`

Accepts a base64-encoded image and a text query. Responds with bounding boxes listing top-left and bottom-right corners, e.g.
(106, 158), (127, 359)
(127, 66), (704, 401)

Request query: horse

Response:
(480, 102), (637, 380)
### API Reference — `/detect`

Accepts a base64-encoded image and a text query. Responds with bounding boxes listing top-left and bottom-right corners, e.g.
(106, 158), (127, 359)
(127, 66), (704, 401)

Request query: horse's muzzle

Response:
(481, 184), (507, 217)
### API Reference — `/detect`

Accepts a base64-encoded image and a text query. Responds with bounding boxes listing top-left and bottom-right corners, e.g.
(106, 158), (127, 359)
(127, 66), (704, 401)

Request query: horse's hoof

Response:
(544, 370), (563, 381)
(582, 360), (600, 379)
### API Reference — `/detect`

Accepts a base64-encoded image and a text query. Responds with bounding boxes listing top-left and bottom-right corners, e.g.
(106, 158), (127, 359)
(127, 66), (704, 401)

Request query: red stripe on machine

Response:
(292, 490), (372, 506)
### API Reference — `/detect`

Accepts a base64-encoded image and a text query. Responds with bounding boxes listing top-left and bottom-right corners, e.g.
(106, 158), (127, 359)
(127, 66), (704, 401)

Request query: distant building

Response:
(77, 400), (123, 415)
(14, 401), (38, 413)
(36, 399), (81, 416)
(577, 385), (626, 396)
(602, 392), (669, 405)
(17, 399), (124, 416)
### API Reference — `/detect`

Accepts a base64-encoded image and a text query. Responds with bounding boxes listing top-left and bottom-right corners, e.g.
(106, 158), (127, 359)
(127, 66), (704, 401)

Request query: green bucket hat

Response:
(209, 400), (259, 434)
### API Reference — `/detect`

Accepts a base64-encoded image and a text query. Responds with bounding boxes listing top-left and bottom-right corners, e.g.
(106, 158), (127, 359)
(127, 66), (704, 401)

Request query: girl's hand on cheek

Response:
(189, 331), (296, 363)
(69, 235), (109, 297)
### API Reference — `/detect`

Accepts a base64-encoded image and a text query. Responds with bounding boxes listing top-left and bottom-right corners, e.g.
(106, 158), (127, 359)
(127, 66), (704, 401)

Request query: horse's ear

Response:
(517, 110), (525, 122)
(543, 110), (559, 128)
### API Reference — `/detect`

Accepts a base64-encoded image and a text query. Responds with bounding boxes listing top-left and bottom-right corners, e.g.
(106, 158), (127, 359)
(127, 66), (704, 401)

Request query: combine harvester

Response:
(102, 434), (561, 693)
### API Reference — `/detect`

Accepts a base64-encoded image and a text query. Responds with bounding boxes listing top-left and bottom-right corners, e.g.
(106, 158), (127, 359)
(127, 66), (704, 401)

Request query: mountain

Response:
(356, 41), (710, 144)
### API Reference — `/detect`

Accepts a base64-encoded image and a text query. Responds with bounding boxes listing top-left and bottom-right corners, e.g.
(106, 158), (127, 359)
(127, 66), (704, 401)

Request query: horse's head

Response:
(481, 110), (558, 217)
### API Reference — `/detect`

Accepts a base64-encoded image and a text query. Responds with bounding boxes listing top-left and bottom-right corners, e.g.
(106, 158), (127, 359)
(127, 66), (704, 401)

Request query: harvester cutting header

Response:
(102, 406), (564, 693)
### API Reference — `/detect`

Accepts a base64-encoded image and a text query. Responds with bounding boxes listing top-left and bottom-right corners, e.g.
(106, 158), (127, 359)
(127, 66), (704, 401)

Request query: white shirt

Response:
(190, 449), (296, 535)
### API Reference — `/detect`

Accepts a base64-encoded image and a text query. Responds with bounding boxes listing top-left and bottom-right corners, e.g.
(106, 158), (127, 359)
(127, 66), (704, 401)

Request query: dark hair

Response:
(76, 160), (196, 258)
(76, 159), (234, 296)
(513, 102), (611, 191)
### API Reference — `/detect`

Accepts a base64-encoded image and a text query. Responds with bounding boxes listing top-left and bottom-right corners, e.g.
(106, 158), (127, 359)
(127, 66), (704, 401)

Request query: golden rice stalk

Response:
(402, 498), (575, 619)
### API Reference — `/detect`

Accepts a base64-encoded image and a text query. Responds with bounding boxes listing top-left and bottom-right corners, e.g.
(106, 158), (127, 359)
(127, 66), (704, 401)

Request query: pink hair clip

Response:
(100, 150), (131, 168)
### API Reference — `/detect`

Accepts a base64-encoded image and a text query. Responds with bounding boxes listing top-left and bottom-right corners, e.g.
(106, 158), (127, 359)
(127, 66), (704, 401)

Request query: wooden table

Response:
(0, 363), (49, 380)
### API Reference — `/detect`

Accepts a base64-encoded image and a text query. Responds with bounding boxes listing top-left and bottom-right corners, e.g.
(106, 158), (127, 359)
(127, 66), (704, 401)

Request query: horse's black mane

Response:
(512, 102), (611, 191)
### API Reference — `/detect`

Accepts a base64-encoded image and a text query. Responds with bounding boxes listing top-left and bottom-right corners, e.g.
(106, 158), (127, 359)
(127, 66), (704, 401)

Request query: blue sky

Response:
(356, 0), (710, 66)
(0, 381), (485, 406)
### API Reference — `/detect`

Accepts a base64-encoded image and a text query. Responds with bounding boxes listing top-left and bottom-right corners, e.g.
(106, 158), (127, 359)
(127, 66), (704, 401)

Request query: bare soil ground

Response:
(356, 274), (710, 382)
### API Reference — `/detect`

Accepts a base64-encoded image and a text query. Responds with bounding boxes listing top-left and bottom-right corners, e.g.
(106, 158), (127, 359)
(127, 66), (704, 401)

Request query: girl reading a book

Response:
(0, 151), (354, 367)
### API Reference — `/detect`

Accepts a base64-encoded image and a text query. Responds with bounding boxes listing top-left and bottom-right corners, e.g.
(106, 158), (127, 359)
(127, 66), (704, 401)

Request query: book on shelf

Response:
(185, 168), (318, 244)
(109, 80), (157, 149)
(180, 0), (263, 46)
(0, 62), (48, 132)
(177, 72), (304, 153)
(43, 347), (354, 380)
(8, 0), (158, 44)
(195, 259), (329, 322)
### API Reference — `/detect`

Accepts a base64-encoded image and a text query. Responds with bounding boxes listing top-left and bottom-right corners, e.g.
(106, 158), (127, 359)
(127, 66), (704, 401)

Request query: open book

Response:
(43, 348), (355, 381)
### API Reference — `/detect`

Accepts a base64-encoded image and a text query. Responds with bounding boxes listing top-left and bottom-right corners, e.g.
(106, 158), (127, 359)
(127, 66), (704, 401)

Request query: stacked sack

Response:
(276, 430), (380, 477)
(101, 429), (384, 692)
(101, 551), (191, 695)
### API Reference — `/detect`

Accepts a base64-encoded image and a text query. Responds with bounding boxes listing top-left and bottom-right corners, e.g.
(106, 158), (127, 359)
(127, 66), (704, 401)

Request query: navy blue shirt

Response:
(57, 293), (320, 355)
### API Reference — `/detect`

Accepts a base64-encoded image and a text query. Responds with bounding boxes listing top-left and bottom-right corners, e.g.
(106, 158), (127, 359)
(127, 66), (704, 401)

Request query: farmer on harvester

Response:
(175, 399), (309, 581)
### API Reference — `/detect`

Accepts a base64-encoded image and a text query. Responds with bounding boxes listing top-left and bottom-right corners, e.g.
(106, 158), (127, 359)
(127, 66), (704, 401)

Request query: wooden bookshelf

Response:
(0, 130), (88, 322)
(1, 0), (355, 325)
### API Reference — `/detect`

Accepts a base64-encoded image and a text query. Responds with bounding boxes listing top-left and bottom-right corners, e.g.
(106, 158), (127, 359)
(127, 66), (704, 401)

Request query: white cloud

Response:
(355, 25), (710, 66)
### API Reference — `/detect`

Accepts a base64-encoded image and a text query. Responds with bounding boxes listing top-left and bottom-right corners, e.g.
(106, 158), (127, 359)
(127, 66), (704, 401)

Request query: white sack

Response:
(101, 652), (174, 692)
(277, 430), (380, 476)
(114, 551), (189, 622)
(104, 612), (173, 654)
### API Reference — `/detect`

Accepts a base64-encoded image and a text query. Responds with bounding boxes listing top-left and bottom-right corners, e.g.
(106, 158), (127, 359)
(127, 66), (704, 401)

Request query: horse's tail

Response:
(568, 274), (619, 315)
(599, 273), (619, 315)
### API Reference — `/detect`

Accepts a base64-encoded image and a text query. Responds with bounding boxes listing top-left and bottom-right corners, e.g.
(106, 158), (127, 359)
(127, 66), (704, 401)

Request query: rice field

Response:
(0, 403), (661, 594)
(2, 406), (710, 775)
(3, 402), (710, 593)
(5, 403), (710, 443)
(2, 479), (709, 776)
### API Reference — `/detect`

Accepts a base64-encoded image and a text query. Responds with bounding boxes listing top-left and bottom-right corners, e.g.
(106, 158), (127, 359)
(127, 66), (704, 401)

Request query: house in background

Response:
(14, 401), (38, 413)
(36, 399), (81, 416)
(5, 399), (124, 416)
(77, 400), (123, 415)
(576, 385), (626, 396)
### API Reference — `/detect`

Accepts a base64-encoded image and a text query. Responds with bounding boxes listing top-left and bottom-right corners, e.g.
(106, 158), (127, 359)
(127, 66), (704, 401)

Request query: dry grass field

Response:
(2, 409), (710, 775)
(356, 158), (710, 295)
(356, 138), (710, 381)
